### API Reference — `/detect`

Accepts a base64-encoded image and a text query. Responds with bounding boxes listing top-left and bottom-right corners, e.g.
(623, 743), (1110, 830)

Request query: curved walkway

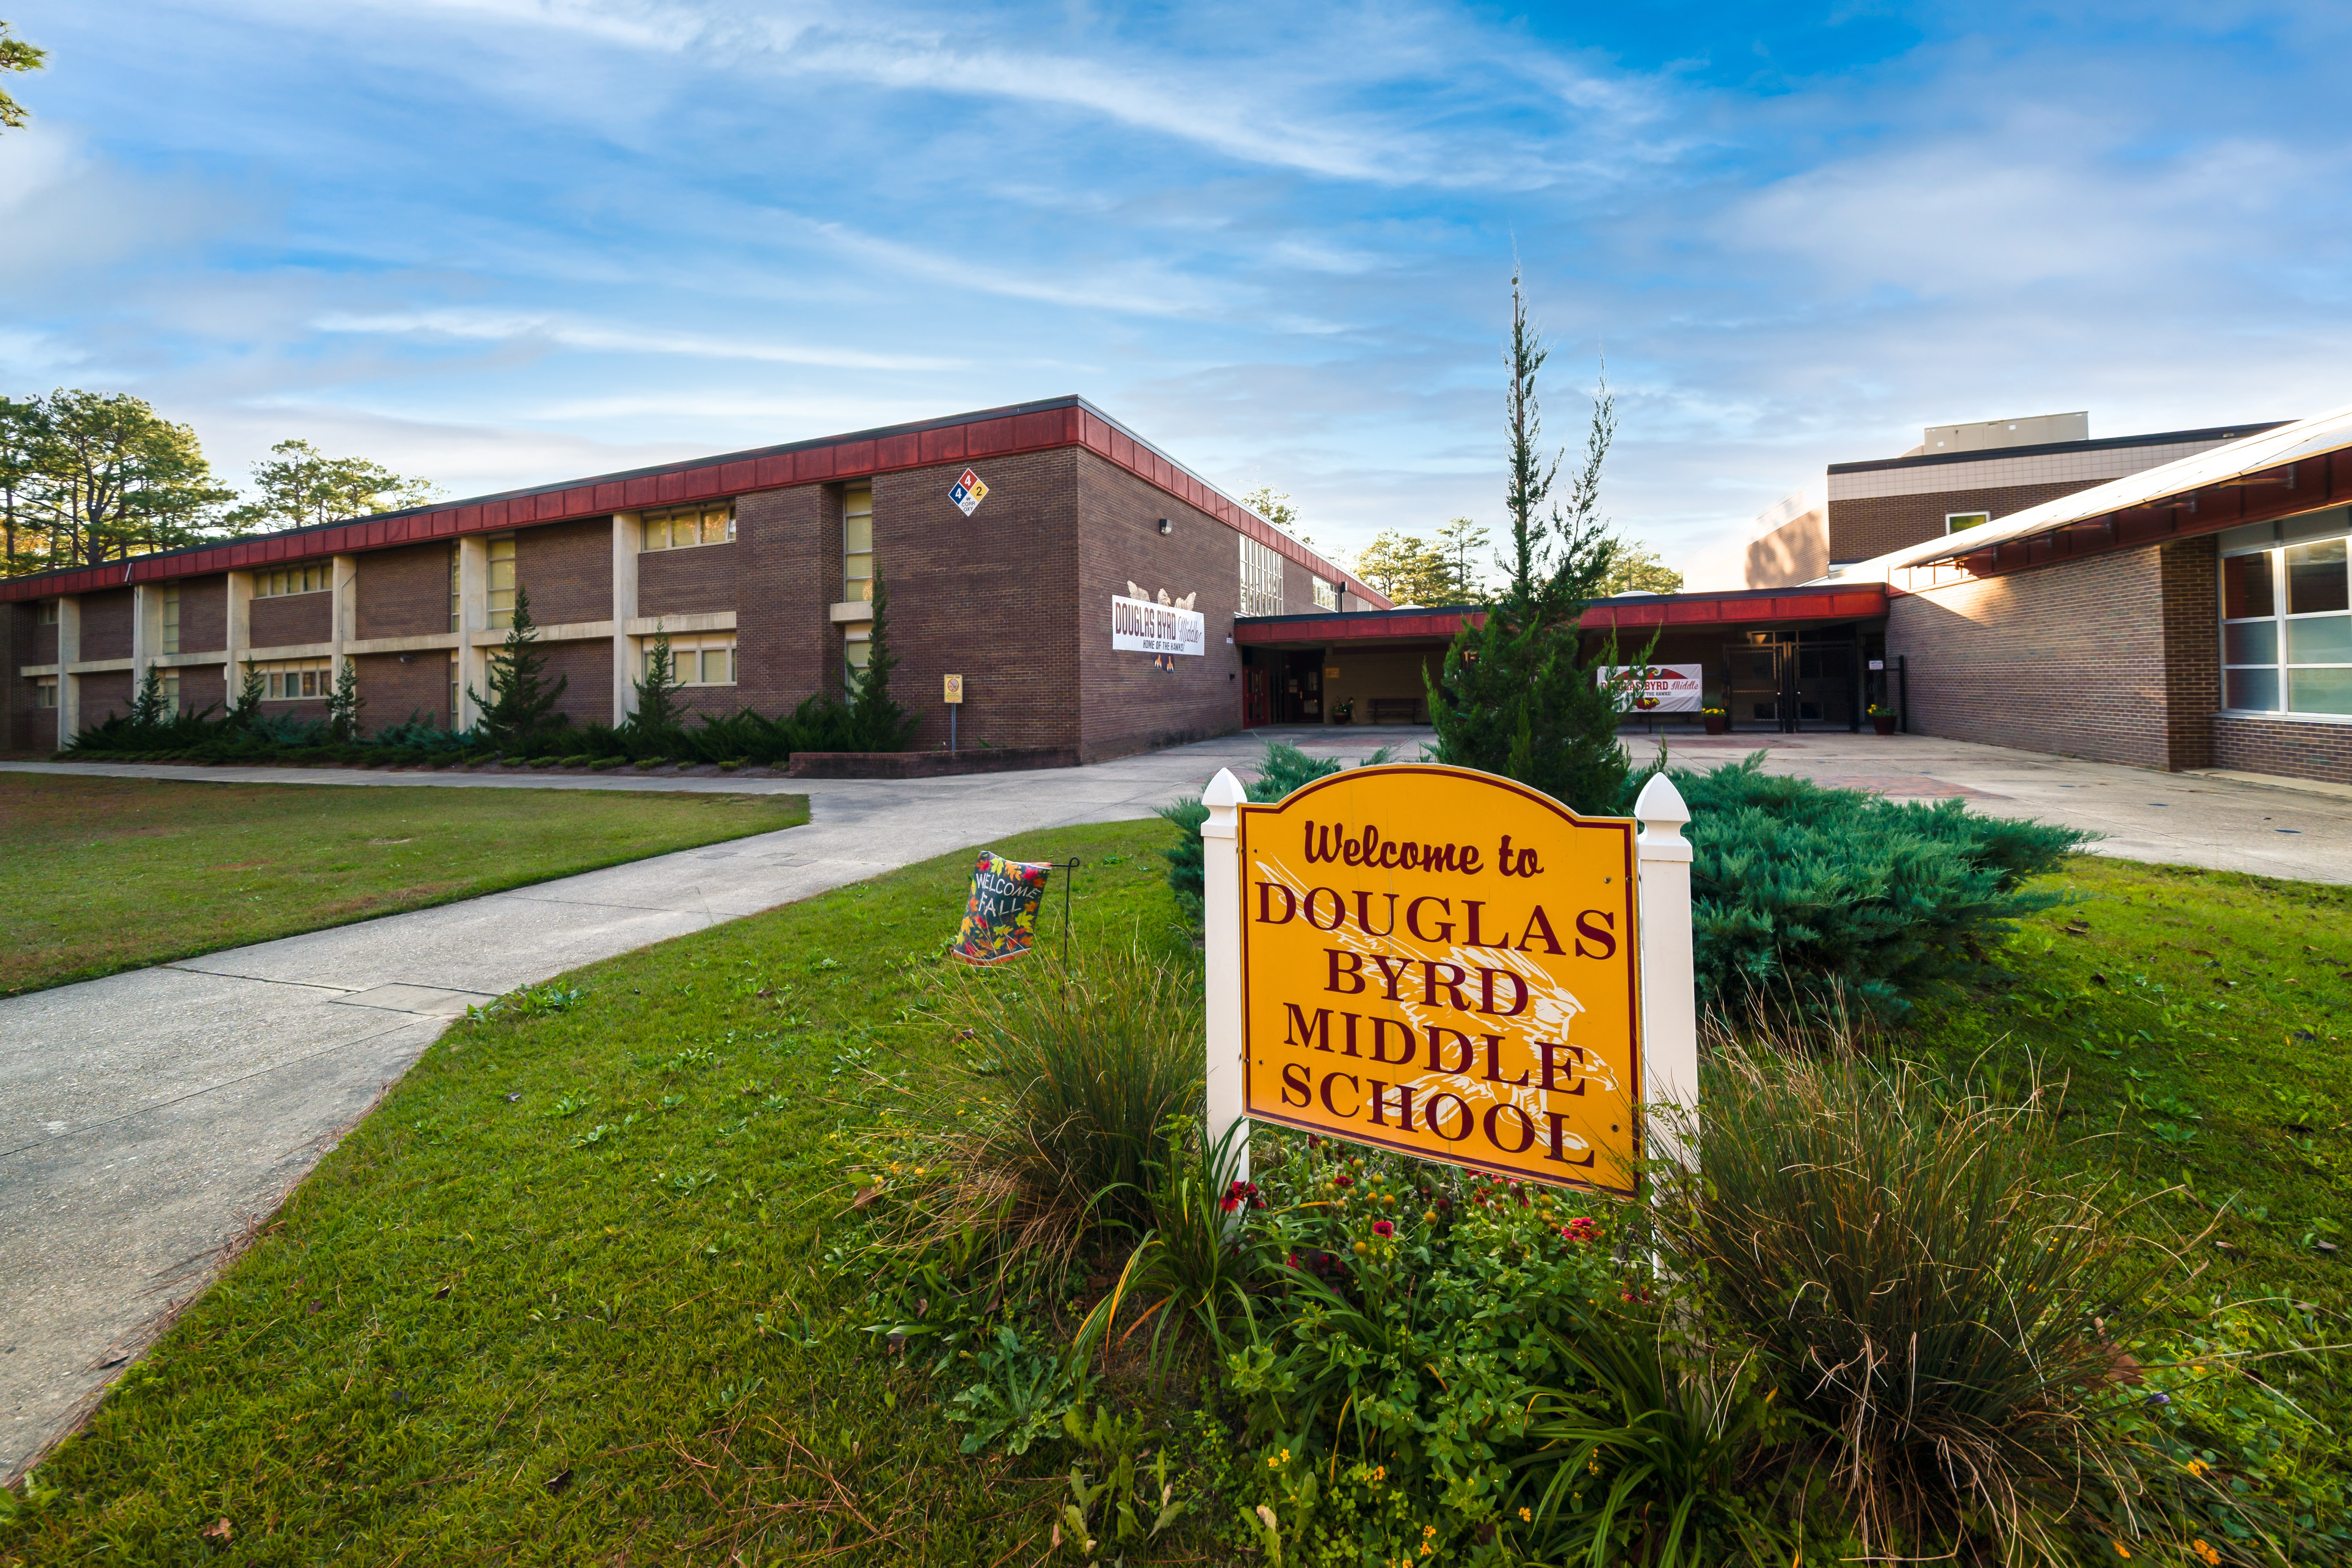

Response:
(6, 726), (2349, 1476)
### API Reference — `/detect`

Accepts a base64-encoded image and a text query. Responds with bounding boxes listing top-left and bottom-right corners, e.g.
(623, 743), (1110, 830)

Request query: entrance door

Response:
(1243, 666), (1272, 728)
(1724, 642), (1782, 730)
(1791, 644), (1854, 729)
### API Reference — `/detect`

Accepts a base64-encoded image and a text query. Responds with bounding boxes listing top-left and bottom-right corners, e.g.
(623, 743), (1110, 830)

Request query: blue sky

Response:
(3, 1), (2347, 584)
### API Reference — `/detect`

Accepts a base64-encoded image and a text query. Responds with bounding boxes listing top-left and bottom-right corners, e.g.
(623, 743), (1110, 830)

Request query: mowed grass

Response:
(0, 820), (1181, 1567)
(0, 774), (809, 996)
(1909, 855), (2352, 1314)
(4, 835), (2347, 1565)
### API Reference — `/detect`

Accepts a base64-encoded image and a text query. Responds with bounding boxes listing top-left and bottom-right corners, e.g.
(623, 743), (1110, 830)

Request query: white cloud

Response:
(310, 309), (964, 370)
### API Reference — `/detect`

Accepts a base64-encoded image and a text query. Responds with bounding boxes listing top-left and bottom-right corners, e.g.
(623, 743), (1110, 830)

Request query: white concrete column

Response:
(1201, 766), (1249, 1183)
(55, 594), (81, 739)
(330, 554), (358, 647)
(456, 535), (489, 730)
(1634, 772), (1700, 1170)
(132, 582), (158, 690)
(612, 512), (640, 725)
(224, 570), (253, 702)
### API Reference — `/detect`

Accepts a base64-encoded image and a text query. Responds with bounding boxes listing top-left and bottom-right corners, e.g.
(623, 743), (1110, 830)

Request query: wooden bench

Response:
(1367, 697), (1421, 724)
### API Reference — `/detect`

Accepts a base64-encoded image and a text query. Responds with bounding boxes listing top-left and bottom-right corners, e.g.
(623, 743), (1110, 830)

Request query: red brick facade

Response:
(2213, 715), (2352, 785)
(1828, 480), (2106, 563)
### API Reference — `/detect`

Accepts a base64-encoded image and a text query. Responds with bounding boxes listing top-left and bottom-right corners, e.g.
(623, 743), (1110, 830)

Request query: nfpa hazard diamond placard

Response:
(949, 468), (990, 517)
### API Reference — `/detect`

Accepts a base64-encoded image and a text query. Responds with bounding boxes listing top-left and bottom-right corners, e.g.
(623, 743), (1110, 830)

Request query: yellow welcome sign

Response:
(1226, 764), (1653, 1196)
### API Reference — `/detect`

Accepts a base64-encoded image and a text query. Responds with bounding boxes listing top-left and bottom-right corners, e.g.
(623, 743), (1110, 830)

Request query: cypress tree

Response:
(468, 583), (568, 748)
(630, 625), (686, 738)
(323, 657), (364, 742)
(848, 564), (916, 751)
(130, 665), (169, 728)
(1425, 270), (1636, 814)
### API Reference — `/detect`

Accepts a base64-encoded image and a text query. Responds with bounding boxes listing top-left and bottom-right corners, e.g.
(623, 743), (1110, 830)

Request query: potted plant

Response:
(1331, 697), (1355, 725)
(1700, 702), (1727, 736)
(1869, 702), (1899, 736)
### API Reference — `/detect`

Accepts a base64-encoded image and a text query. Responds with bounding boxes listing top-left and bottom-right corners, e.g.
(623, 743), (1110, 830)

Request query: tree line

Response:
(0, 390), (440, 577)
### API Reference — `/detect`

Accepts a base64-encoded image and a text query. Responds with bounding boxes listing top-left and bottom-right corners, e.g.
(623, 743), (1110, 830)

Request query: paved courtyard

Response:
(5, 725), (2350, 1475)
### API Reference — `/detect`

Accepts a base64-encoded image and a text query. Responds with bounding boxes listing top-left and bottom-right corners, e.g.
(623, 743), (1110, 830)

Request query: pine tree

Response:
(324, 657), (364, 742)
(232, 659), (264, 727)
(848, 565), (916, 751)
(1425, 270), (1634, 814)
(468, 584), (568, 748)
(630, 625), (686, 736)
(130, 665), (169, 727)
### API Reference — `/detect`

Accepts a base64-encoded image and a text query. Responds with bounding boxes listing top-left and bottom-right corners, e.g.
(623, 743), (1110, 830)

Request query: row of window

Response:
(2221, 533), (2351, 717)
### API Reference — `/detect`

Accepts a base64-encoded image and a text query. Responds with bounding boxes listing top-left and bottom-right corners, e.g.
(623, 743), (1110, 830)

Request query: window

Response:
(655, 636), (737, 687)
(36, 600), (58, 625)
(643, 503), (735, 551)
(2222, 533), (2352, 717)
(1240, 535), (1283, 617)
(449, 545), (461, 633)
(160, 585), (180, 655)
(450, 650), (460, 723)
(1312, 575), (1339, 611)
(1945, 512), (1991, 535)
(256, 564), (331, 597)
(33, 675), (56, 708)
(487, 535), (516, 628)
(843, 485), (874, 605)
(160, 670), (180, 712)
(844, 629), (871, 684)
(258, 658), (333, 701)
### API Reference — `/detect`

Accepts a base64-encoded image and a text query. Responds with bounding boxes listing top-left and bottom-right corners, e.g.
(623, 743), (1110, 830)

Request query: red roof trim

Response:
(1234, 586), (1890, 646)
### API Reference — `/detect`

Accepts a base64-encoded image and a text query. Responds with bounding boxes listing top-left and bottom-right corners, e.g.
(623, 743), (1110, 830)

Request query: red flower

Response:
(1221, 1195), (1241, 1213)
(1372, 1220), (1394, 1237)
(1561, 1217), (1598, 1243)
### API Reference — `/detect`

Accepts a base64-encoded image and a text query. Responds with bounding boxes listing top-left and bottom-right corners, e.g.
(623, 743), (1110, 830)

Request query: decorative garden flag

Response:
(952, 851), (1052, 964)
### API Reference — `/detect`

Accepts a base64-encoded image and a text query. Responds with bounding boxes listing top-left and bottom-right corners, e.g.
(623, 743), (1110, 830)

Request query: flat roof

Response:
(1828, 422), (2289, 477)
(1236, 583), (1889, 645)
(0, 396), (1385, 608)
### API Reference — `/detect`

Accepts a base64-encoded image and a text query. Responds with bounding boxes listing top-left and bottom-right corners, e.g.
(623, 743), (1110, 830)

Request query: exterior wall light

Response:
(1158, 518), (1172, 535)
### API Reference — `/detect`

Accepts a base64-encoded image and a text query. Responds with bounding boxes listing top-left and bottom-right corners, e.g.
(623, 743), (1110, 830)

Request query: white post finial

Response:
(1634, 769), (1699, 1172)
(1201, 767), (1249, 1183)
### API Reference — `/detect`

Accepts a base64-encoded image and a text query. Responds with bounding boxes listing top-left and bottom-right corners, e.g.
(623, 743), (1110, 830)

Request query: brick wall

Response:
(4, 603), (38, 754)
(177, 576), (227, 653)
(80, 588), (133, 661)
(250, 590), (330, 649)
(537, 640), (615, 731)
(733, 484), (832, 721)
(1830, 479), (2105, 562)
(80, 669), (133, 725)
(516, 517), (613, 627)
(355, 652), (450, 730)
(1886, 541), (2218, 769)
(639, 540), (739, 620)
(873, 450), (1082, 753)
(174, 663), (228, 718)
(1076, 448), (1248, 759)
(2213, 715), (2352, 785)
(358, 542), (453, 640)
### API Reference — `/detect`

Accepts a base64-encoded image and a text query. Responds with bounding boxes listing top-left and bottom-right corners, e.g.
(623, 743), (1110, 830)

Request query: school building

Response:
(0, 397), (1388, 763)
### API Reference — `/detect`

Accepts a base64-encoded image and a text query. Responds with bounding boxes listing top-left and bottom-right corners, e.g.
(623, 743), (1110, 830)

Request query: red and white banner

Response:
(1597, 664), (1705, 713)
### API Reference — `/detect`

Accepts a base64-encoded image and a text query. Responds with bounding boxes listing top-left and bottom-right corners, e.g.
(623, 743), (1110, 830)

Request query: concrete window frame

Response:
(642, 502), (735, 552)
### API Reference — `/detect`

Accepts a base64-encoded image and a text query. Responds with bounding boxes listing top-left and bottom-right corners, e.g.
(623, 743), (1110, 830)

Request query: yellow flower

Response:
(1373, 1465), (1385, 1481)
(2111, 1542), (2131, 1561)
(1518, 1507), (1532, 1522)
(1268, 1448), (1289, 1468)
(2192, 1542), (2220, 1567)
(1587, 1457), (1601, 1476)
(2185, 1459), (2209, 1477)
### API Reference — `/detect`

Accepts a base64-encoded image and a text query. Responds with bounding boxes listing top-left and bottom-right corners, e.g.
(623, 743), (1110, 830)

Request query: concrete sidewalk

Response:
(6, 724), (2349, 1476)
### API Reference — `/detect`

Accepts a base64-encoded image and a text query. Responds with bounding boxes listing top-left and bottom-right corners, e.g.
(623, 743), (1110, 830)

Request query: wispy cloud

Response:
(310, 309), (963, 370)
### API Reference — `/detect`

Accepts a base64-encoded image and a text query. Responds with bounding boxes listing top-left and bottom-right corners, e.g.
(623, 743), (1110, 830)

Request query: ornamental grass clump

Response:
(920, 939), (1205, 1259)
(1653, 1046), (2177, 1559)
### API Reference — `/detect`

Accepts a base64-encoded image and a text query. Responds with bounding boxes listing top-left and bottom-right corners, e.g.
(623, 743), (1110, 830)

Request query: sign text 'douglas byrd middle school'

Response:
(1110, 594), (1206, 656)
(1237, 765), (1643, 1194)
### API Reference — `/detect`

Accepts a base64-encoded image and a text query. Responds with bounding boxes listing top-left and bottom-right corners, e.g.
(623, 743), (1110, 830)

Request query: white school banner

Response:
(1599, 664), (1705, 713)
(1111, 595), (1207, 656)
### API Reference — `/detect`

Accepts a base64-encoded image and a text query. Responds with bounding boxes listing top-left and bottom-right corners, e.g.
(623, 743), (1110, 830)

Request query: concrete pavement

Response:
(6, 724), (2351, 1476)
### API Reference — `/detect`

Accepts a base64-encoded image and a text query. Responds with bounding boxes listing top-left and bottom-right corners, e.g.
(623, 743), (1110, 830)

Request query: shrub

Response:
(1157, 740), (1390, 922)
(1636, 753), (2092, 1018)
(921, 940), (1205, 1252)
(1651, 1047), (2168, 1559)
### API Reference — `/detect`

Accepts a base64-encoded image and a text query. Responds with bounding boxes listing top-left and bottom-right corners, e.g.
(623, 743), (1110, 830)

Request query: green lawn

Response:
(2, 832), (2345, 1564)
(0, 774), (809, 996)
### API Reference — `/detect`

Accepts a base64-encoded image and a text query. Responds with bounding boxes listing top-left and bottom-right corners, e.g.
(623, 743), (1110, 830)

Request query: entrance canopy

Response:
(1233, 582), (1889, 649)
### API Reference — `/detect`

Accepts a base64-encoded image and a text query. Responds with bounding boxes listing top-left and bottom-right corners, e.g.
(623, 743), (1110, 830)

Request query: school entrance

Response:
(1720, 632), (1864, 732)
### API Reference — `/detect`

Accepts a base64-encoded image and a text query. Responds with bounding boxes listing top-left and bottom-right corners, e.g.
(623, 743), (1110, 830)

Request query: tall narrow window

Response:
(450, 650), (460, 726)
(843, 486), (874, 605)
(449, 545), (461, 633)
(488, 536), (516, 628)
(161, 670), (181, 713)
(160, 585), (181, 654)
(1240, 535), (1284, 617)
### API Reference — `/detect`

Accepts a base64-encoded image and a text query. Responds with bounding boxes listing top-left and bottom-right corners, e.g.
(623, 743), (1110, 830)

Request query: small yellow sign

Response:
(1237, 764), (1641, 1193)
(943, 674), (964, 704)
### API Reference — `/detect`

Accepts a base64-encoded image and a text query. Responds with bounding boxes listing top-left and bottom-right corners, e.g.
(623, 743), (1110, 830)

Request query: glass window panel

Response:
(843, 516), (873, 552)
(844, 640), (871, 669)
(643, 518), (668, 550)
(729, 647), (737, 683)
(726, 514), (737, 543)
(2287, 613), (2352, 665)
(2224, 667), (2278, 711)
(2286, 539), (2349, 616)
(703, 650), (728, 683)
(2221, 551), (2275, 620)
(2222, 620), (2277, 666)
(843, 486), (873, 517)
(2288, 666), (2352, 714)
(701, 512), (730, 544)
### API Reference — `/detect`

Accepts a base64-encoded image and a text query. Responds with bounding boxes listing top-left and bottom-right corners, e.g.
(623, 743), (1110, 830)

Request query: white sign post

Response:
(1634, 771), (1700, 1169)
(1201, 767), (1250, 1183)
